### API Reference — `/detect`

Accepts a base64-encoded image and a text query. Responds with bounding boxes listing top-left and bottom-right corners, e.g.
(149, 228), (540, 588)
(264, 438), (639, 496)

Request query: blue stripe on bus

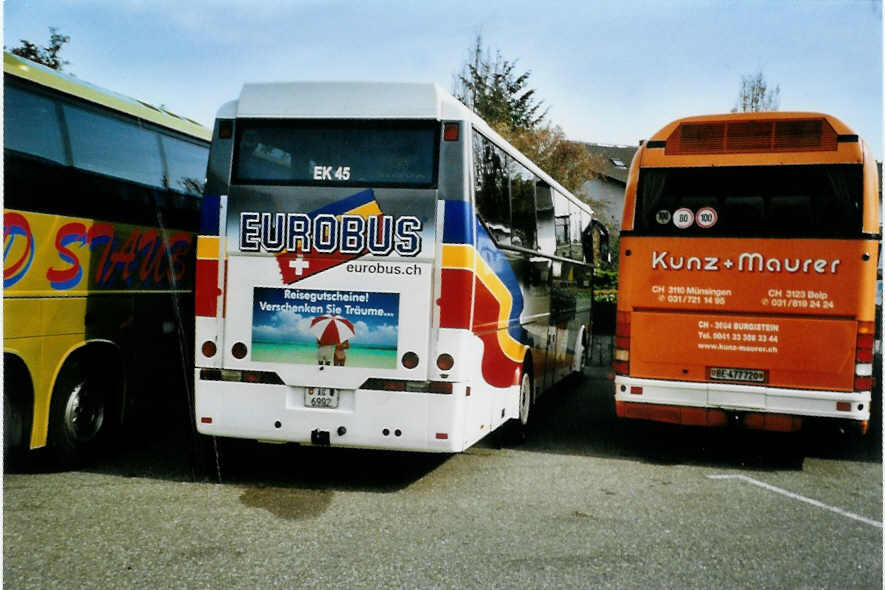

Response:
(312, 189), (376, 217)
(200, 194), (221, 235)
(442, 200), (474, 245)
(474, 220), (525, 342)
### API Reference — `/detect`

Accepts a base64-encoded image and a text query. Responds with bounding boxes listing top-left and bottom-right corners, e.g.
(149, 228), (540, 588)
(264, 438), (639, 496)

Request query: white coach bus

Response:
(194, 82), (609, 452)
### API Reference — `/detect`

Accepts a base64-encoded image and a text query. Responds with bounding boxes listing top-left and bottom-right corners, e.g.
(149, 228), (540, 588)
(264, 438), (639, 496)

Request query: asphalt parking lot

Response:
(4, 357), (882, 589)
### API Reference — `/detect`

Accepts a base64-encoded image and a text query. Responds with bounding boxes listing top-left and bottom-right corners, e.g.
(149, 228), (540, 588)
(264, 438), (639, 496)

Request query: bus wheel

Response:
(501, 370), (533, 446)
(4, 389), (25, 468)
(48, 359), (113, 468)
(518, 370), (532, 427)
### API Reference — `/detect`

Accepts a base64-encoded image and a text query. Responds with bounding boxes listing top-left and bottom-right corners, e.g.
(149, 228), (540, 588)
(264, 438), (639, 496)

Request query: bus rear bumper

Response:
(194, 373), (466, 452)
(614, 375), (870, 428)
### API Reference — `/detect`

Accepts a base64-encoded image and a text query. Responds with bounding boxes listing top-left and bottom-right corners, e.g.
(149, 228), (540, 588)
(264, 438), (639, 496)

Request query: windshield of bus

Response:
(232, 119), (439, 188)
(633, 164), (863, 239)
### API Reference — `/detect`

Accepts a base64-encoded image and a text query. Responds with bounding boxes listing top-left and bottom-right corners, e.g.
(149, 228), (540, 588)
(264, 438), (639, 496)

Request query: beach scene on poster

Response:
(251, 287), (400, 368)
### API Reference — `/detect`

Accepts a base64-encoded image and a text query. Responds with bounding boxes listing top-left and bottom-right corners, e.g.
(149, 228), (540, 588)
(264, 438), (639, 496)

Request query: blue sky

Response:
(5, 1), (882, 158)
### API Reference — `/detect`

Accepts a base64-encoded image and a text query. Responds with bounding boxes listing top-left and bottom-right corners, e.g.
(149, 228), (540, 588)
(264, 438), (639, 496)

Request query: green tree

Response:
(453, 36), (603, 205)
(732, 70), (780, 113)
(7, 27), (70, 71)
(504, 123), (603, 198)
(453, 34), (547, 132)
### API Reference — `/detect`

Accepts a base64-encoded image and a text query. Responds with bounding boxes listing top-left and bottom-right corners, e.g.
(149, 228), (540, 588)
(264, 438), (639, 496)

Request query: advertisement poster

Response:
(251, 287), (399, 369)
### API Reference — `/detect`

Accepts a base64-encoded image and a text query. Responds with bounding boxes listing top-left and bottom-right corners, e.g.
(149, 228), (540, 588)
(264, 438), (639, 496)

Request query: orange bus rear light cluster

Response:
(854, 322), (875, 392)
(613, 311), (631, 375)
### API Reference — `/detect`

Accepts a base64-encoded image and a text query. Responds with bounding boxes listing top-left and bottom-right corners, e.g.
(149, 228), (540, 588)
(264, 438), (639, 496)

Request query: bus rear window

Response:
(634, 165), (863, 238)
(233, 119), (439, 188)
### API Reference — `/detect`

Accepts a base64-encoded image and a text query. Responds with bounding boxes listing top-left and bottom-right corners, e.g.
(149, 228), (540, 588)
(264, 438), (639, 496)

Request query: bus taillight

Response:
(855, 322), (875, 392)
(613, 311), (631, 374)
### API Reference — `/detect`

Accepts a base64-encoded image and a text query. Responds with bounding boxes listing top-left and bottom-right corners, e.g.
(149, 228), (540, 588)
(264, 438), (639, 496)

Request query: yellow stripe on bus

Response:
(197, 236), (221, 260)
(441, 244), (475, 270)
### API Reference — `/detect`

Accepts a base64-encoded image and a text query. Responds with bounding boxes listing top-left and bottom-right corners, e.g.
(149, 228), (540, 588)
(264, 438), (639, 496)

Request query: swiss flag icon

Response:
(276, 249), (359, 284)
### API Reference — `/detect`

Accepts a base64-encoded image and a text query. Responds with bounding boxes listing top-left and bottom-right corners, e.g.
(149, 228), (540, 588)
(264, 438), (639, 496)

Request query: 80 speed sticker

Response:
(673, 208), (694, 229)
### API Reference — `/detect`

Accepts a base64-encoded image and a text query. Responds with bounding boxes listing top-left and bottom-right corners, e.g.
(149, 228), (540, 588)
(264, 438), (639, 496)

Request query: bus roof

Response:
(235, 81), (473, 121)
(3, 51), (211, 142)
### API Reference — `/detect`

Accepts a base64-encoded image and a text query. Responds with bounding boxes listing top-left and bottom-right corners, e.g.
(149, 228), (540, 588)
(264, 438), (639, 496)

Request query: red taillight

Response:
(436, 354), (454, 371)
(201, 417), (213, 424)
(443, 122), (459, 141)
(435, 432), (449, 440)
(201, 340), (217, 358)
(613, 311), (631, 375)
(854, 322), (875, 390)
(630, 386), (643, 395)
(615, 311), (631, 337)
(855, 376), (873, 391)
(402, 351), (419, 369)
(612, 360), (629, 375)
(856, 333), (874, 363)
(231, 342), (248, 359)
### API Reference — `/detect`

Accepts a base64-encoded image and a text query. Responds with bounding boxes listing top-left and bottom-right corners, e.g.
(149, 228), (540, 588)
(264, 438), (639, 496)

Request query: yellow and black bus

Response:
(4, 52), (211, 467)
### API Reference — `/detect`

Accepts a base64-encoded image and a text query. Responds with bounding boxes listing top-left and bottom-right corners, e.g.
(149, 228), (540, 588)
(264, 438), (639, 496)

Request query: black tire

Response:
(47, 359), (116, 469)
(501, 369), (533, 446)
(4, 389), (26, 469)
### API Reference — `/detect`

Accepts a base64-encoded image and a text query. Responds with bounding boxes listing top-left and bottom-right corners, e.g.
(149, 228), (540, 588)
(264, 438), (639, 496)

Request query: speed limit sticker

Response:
(673, 208), (694, 229)
(696, 207), (718, 229)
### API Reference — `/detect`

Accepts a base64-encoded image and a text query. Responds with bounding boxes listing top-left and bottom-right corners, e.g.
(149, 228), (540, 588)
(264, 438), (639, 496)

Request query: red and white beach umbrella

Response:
(309, 315), (356, 346)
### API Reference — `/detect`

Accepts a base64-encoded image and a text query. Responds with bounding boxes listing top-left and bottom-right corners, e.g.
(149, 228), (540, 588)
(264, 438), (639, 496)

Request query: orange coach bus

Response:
(613, 112), (880, 435)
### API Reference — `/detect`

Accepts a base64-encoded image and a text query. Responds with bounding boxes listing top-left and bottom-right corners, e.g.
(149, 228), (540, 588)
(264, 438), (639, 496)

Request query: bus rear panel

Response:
(194, 83), (596, 452)
(614, 113), (880, 433)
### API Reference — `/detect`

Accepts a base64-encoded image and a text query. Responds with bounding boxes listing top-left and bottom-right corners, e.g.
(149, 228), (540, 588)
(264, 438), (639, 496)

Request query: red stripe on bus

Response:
(439, 268), (473, 329)
(471, 275), (522, 388)
(195, 258), (220, 317)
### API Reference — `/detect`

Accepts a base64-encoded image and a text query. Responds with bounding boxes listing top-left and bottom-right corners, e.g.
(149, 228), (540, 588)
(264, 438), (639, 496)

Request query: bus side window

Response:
(161, 136), (208, 196)
(508, 156), (538, 250)
(553, 190), (570, 256)
(568, 201), (586, 260)
(473, 131), (511, 245)
(64, 103), (166, 189)
(535, 181), (555, 255)
(4, 85), (67, 165)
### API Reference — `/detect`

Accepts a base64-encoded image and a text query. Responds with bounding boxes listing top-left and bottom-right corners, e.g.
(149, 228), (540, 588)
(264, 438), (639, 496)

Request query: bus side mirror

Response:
(584, 220), (611, 266)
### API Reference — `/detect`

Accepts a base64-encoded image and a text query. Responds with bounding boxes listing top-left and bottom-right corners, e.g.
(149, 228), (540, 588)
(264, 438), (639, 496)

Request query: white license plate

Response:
(709, 367), (766, 383)
(305, 387), (339, 409)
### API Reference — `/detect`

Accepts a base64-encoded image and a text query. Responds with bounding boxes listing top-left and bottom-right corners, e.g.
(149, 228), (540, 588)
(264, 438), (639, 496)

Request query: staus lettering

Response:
(46, 222), (87, 290)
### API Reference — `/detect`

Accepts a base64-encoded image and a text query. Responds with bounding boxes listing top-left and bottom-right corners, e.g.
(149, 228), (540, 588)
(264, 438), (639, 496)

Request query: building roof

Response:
(583, 142), (638, 184)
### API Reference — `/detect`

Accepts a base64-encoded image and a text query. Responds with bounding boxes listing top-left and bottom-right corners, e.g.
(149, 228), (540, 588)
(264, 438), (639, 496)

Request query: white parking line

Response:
(707, 474), (882, 529)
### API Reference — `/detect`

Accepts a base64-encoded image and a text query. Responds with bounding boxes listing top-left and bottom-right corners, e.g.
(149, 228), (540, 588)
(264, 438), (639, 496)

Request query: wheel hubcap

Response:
(63, 382), (104, 443)
(519, 374), (531, 426)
